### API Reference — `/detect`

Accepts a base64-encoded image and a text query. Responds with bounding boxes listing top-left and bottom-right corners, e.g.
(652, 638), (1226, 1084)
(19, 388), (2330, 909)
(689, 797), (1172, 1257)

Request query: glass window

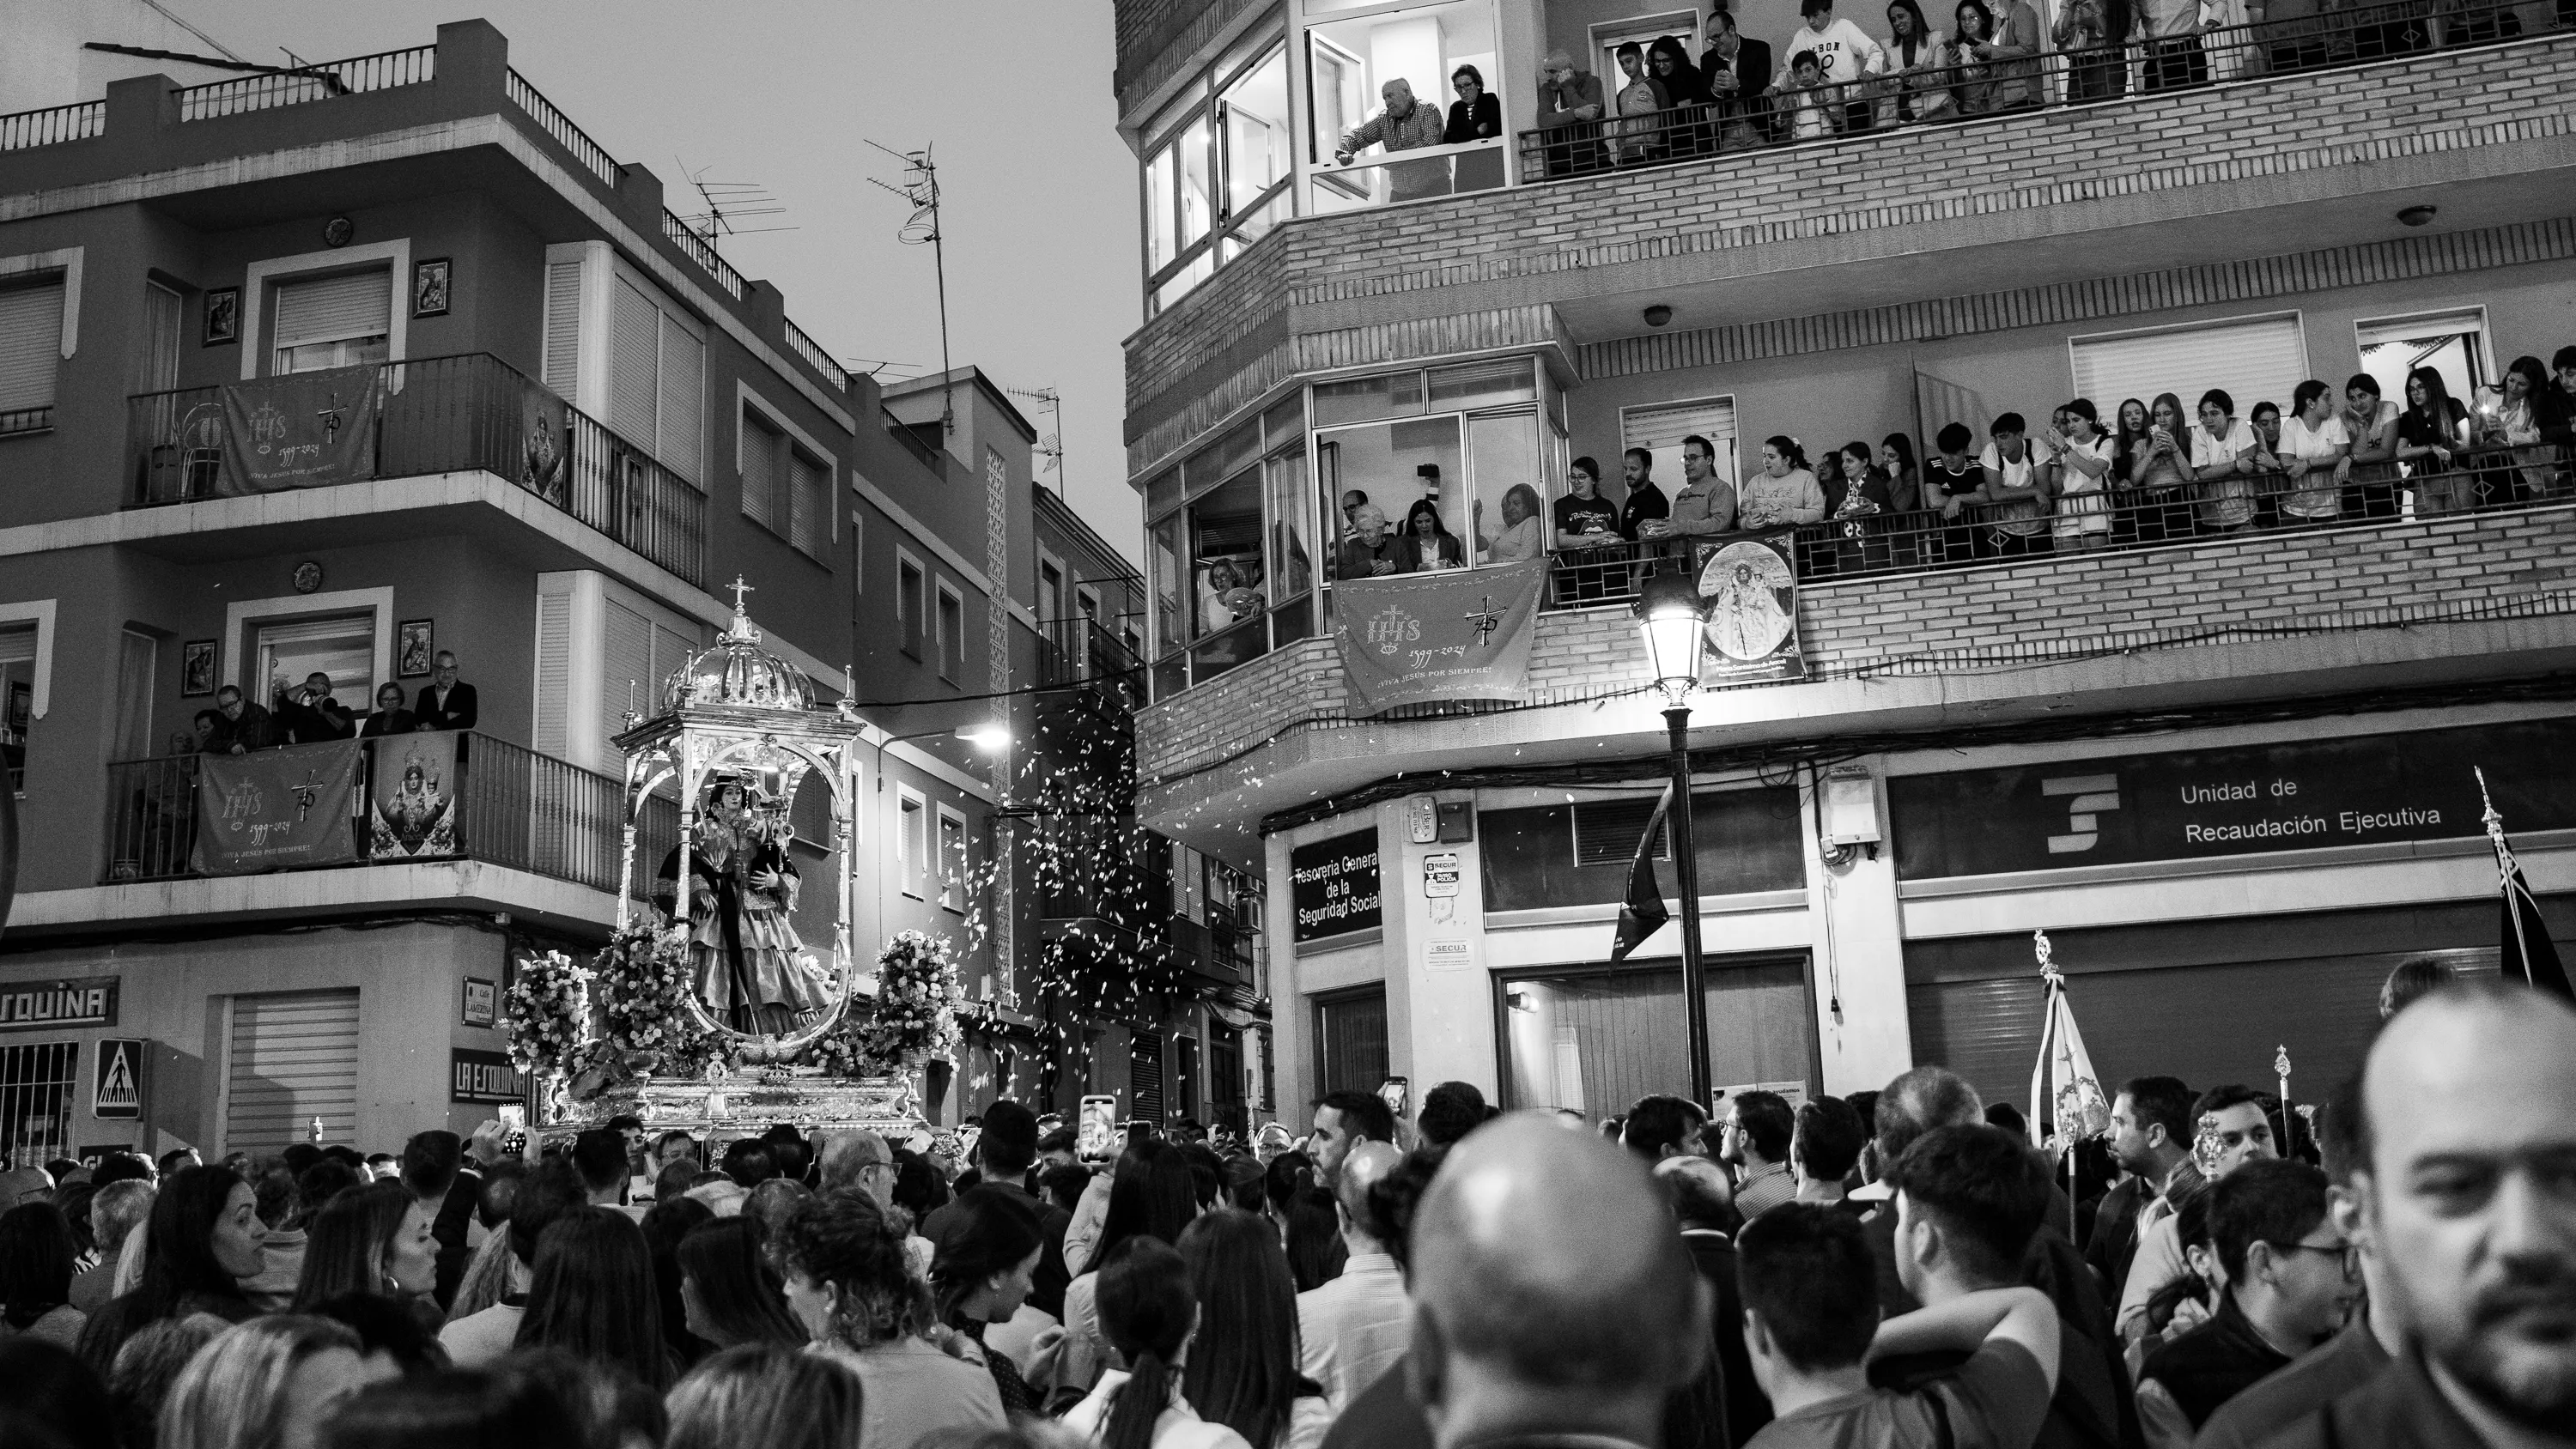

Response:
(1265, 448), (1313, 605)
(1145, 142), (1181, 275)
(1151, 519), (1185, 657)
(1467, 411), (1545, 564)
(1139, 23), (1292, 318)
(254, 613), (375, 714)
(1186, 472), (1264, 640)
(1145, 464), (1183, 518)
(1313, 370), (1423, 427)
(1318, 415), (1464, 579)
(1188, 417), (1264, 498)
(1262, 391), (1306, 452)
(1431, 357), (1535, 411)
(1303, 0), (1502, 215)
(1221, 45), (1291, 215)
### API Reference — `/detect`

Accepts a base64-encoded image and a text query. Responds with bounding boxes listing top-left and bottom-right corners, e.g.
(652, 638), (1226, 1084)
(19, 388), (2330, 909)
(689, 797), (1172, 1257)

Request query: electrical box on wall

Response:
(1436, 802), (1473, 843)
(1822, 767), (1882, 847)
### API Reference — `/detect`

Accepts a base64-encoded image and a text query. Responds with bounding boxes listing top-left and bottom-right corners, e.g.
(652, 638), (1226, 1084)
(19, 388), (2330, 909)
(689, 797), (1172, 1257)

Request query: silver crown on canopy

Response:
(664, 578), (815, 712)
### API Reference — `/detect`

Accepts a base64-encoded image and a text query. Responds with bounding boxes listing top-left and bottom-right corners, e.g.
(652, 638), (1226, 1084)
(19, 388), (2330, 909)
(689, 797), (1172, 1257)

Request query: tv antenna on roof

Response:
(677, 162), (797, 251)
(865, 138), (954, 435)
(1009, 386), (1065, 492)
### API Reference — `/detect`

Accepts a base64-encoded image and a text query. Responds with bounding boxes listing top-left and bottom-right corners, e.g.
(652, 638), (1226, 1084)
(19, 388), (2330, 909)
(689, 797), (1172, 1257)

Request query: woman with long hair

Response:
(777, 1192), (1005, 1441)
(2484, 355), (2571, 501)
(927, 1186), (1047, 1415)
(319, 1359), (601, 1449)
(2397, 366), (2472, 514)
(1281, 1186), (1346, 1294)
(1177, 1210), (1332, 1449)
(1066, 1239), (1255, 1449)
(74, 1166), (264, 1373)
(158, 1315), (392, 1449)
(1394, 499), (1465, 573)
(1063, 1144), (1202, 1395)
(0, 1202), (85, 1348)
(1949, 0), (1996, 114)
(665, 1343), (867, 1449)
(641, 1194), (714, 1367)
(2123, 393), (2191, 543)
(676, 1216), (804, 1354)
(511, 1207), (677, 1391)
(1470, 482), (1546, 563)
(1880, 0), (1954, 124)
(294, 1179), (435, 1313)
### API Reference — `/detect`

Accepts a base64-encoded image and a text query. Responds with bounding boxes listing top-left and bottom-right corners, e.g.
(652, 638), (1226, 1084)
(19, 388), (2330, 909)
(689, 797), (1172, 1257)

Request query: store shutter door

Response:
(542, 260), (583, 397)
(1131, 1031), (1165, 1125)
(1621, 396), (1740, 488)
(0, 279), (66, 415)
(225, 989), (360, 1154)
(2071, 317), (2306, 421)
(272, 271), (390, 349)
(657, 316), (703, 482)
(607, 277), (659, 448)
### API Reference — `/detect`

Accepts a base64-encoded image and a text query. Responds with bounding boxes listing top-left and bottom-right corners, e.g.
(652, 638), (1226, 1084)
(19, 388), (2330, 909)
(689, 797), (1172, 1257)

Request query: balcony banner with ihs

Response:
(1333, 558), (1545, 716)
(216, 365), (379, 494)
(368, 731), (459, 861)
(191, 740), (361, 875)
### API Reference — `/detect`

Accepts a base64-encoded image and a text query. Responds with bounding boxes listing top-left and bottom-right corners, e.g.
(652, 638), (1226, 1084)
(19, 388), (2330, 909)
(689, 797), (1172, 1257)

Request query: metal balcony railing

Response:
(125, 352), (706, 586)
(663, 211), (748, 302)
(174, 46), (435, 123)
(1033, 617), (1145, 699)
(1518, 2), (2551, 179)
(101, 732), (677, 894)
(505, 68), (620, 187)
(0, 100), (102, 152)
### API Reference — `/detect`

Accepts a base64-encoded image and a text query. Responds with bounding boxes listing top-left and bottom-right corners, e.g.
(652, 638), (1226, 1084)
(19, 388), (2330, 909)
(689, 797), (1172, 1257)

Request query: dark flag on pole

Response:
(2477, 768), (2573, 1000)
(1611, 783), (1675, 962)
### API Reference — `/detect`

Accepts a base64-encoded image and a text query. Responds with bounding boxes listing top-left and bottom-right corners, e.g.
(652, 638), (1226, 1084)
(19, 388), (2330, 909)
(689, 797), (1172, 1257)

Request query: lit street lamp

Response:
(1634, 571), (1713, 1111)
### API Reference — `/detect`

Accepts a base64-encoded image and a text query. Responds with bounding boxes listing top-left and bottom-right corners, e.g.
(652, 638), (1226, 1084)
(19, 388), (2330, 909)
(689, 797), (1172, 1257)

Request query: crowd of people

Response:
(185, 651), (479, 757)
(3, 964), (2570, 1449)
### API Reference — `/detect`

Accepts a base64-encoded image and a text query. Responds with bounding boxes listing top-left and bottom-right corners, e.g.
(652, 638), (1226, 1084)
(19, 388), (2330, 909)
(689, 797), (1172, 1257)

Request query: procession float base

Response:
(550, 1074), (920, 1140)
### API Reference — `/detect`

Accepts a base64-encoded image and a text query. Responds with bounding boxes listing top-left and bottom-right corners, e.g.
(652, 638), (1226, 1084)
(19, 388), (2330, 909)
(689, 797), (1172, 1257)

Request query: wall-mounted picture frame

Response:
(202, 288), (239, 346)
(398, 619), (434, 678)
(181, 640), (218, 697)
(412, 258), (451, 318)
(461, 977), (497, 1028)
(3, 681), (27, 736)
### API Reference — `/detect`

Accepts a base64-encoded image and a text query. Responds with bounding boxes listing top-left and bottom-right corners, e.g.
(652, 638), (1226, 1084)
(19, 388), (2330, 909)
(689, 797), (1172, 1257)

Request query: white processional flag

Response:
(2029, 930), (2111, 1152)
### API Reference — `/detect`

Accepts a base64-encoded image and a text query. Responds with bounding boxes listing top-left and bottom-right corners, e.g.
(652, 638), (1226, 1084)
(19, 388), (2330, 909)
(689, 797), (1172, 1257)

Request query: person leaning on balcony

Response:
(1880, 0), (1958, 124)
(2181, 389), (2261, 535)
(1974, 0), (2047, 109)
(1610, 43), (1668, 164)
(414, 652), (479, 731)
(1619, 447), (1674, 541)
(2276, 379), (2354, 524)
(2396, 367), (2473, 516)
(1444, 65), (1508, 191)
(277, 672), (355, 744)
(1555, 458), (1622, 551)
(1647, 36), (1713, 157)
(1924, 421), (1989, 562)
(1535, 51), (1607, 175)
(360, 682), (417, 739)
(205, 686), (278, 755)
(2043, 401), (2115, 550)
(2341, 373), (2404, 519)
(1739, 437), (1829, 530)
(1336, 504), (1400, 579)
(1979, 414), (2053, 555)
(2123, 393), (2195, 543)
(2055, 0), (2125, 101)
(1774, 0), (1888, 134)
(1668, 434), (1741, 537)
(2132, 0), (2211, 90)
(1700, 10), (1777, 144)
(1333, 78), (1449, 203)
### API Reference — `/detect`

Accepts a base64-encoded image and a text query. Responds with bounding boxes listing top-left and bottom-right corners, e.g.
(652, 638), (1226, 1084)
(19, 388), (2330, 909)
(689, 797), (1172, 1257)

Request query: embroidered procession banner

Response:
(216, 366), (379, 494)
(368, 730), (460, 861)
(1693, 533), (1807, 684)
(191, 740), (361, 875)
(1331, 558), (1545, 716)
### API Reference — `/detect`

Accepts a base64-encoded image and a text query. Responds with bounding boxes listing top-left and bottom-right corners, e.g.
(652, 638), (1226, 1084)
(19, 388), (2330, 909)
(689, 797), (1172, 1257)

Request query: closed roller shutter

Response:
(740, 409), (787, 536)
(791, 448), (830, 555)
(658, 316), (703, 482)
(601, 597), (652, 753)
(225, 989), (360, 1154)
(1622, 395), (1739, 488)
(542, 260), (583, 397)
(532, 581), (574, 761)
(0, 278), (66, 415)
(2070, 314), (2307, 419)
(273, 270), (390, 349)
(1131, 1030), (1165, 1125)
(608, 276), (660, 449)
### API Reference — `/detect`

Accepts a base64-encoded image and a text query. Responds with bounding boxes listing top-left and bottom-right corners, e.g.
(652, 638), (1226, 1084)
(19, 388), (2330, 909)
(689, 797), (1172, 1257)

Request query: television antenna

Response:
(677, 162), (796, 250)
(866, 138), (955, 434)
(1009, 385), (1065, 491)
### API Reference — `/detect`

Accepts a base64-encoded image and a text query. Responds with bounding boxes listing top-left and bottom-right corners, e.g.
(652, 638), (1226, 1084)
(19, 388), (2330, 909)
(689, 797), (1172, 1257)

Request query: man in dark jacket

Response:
(1700, 9), (1774, 142)
(920, 1100), (1071, 1319)
(1660, 1153), (1765, 1446)
(413, 652), (478, 731)
(206, 685), (279, 753)
(276, 671), (356, 743)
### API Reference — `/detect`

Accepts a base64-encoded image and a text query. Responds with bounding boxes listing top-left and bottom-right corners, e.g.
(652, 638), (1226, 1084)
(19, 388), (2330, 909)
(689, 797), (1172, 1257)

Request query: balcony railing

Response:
(663, 212), (748, 302)
(1539, 446), (2575, 604)
(1518, 1), (2545, 179)
(783, 319), (850, 391)
(1034, 617), (1145, 700)
(174, 46), (436, 123)
(0, 100), (102, 152)
(505, 69), (619, 187)
(126, 352), (706, 585)
(101, 732), (677, 894)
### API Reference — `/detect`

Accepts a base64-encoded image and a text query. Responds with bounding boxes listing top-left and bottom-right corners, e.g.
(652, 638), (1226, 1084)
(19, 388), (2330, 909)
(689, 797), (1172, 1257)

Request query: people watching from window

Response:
(1443, 64), (1500, 145)
(1980, 414), (2051, 555)
(1200, 560), (1264, 635)
(1611, 43), (1666, 164)
(1333, 79), (1449, 203)
(1553, 458), (1620, 551)
(413, 652), (476, 731)
(2397, 366), (2473, 515)
(358, 682), (416, 739)
(2044, 400), (2113, 549)
(1471, 483), (1546, 562)
(1619, 447), (1673, 541)
(1701, 10), (1775, 145)
(1339, 490), (1368, 532)
(2278, 379), (2354, 523)
(1879, 0), (1956, 124)
(2184, 389), (2260, 536)
(1671, 434), (1741, 536)
(1396, 500), (1466, 573)
(1535, 52), (1606, 175)
(2055, 0), (2124, 100)
(1777, 0), (1887, 133)
(279, 673), (355, 744)
(1775, 51), (1842, 138)
(1741, 437), (1828, 530)
(1335, 504), (1398, 580)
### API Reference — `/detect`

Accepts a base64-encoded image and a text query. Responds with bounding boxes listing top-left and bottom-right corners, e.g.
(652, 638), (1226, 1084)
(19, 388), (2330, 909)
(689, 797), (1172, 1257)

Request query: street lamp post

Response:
(871, 721), (1012, 935)
(1634, 571), (1714, 1111)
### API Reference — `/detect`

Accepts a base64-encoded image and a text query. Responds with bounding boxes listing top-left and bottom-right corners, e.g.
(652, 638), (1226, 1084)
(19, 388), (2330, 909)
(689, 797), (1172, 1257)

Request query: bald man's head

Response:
(1336, 1139), (1405, 1245)
(1875, 1065), (1983, 1167)
(2360, 981), (2576, 1433)
(1409, 1119), (1707, 1446)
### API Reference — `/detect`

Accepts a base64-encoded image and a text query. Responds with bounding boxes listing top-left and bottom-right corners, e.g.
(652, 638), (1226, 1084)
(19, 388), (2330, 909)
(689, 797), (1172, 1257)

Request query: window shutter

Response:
(2072, 316), (2308, 420)
(272, 270), (390, 347)
(532, 581), (574, 760)
(792, 448), (829, 555)
(608, 277), (660, 446)
(651, 622), (697, 703)
(542, 260), (583, 397)
(657, 316), (703, 482)
(1622, 396), (1740, 489)
(1573, 797), (1672, 866)
(740, 409), (786, 535)
(601, 598), (653, 754)
(0, 280), (66, 415)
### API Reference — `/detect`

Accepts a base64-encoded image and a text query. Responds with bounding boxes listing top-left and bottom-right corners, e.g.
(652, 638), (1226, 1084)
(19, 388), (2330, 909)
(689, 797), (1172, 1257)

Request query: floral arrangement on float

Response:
(501, 949), (592, 1078)
(575, 921), (725, 1088)
(812, 931), (964, 1079)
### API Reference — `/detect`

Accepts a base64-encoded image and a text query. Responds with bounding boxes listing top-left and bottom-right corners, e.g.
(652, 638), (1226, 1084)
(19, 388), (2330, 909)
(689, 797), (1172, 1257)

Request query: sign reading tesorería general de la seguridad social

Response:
(1291, 829), (1382, 943)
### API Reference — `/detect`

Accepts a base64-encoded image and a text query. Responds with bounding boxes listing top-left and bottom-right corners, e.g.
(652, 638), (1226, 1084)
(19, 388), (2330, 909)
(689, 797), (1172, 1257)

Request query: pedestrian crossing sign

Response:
(94, 1038), (143, 1119)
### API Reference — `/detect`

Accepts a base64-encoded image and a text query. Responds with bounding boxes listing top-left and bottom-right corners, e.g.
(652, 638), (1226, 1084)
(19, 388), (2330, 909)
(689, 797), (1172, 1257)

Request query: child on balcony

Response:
(1775, 51), (1842, 139)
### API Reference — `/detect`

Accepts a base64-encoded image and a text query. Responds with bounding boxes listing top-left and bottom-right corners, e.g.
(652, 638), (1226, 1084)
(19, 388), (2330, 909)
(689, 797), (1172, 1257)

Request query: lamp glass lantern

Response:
(1633, 573), (1710, 702)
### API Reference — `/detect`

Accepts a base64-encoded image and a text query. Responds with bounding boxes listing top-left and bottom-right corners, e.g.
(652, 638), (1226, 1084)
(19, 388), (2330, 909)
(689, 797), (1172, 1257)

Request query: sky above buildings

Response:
(198, 0), (1145, 565)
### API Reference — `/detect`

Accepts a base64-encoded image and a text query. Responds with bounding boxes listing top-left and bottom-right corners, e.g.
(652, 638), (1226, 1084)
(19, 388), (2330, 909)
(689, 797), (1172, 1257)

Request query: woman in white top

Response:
(1879, 0), (1954, 124)
(1774, 0), (1886, 132)
(2276, 379), (2353, 522)
(1178, 1210), (1335, 1449)
(1739, 437), (1828, 529)
(2181, 388), (2260, 533)
(1066, 1239), (1255, 1449)
(2043, 399), (2113, 549)
(776, 1193), (1006, 1446)
(1470, 483), (1546, 563)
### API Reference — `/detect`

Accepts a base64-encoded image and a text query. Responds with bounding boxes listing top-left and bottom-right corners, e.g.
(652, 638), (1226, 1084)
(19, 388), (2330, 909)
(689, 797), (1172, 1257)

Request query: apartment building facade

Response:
(1113, 0), (2576, 1123)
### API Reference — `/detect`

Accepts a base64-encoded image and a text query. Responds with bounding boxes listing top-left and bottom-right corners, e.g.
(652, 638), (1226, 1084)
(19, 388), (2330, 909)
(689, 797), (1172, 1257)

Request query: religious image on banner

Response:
(1695, 536), (1806, 683)
(191, 741), (361, 875)
(216, 366), (380, 495)
(368, 731), (459, 860)
(1332, 557), (1546, 716)
(505, 370), (570, 508)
